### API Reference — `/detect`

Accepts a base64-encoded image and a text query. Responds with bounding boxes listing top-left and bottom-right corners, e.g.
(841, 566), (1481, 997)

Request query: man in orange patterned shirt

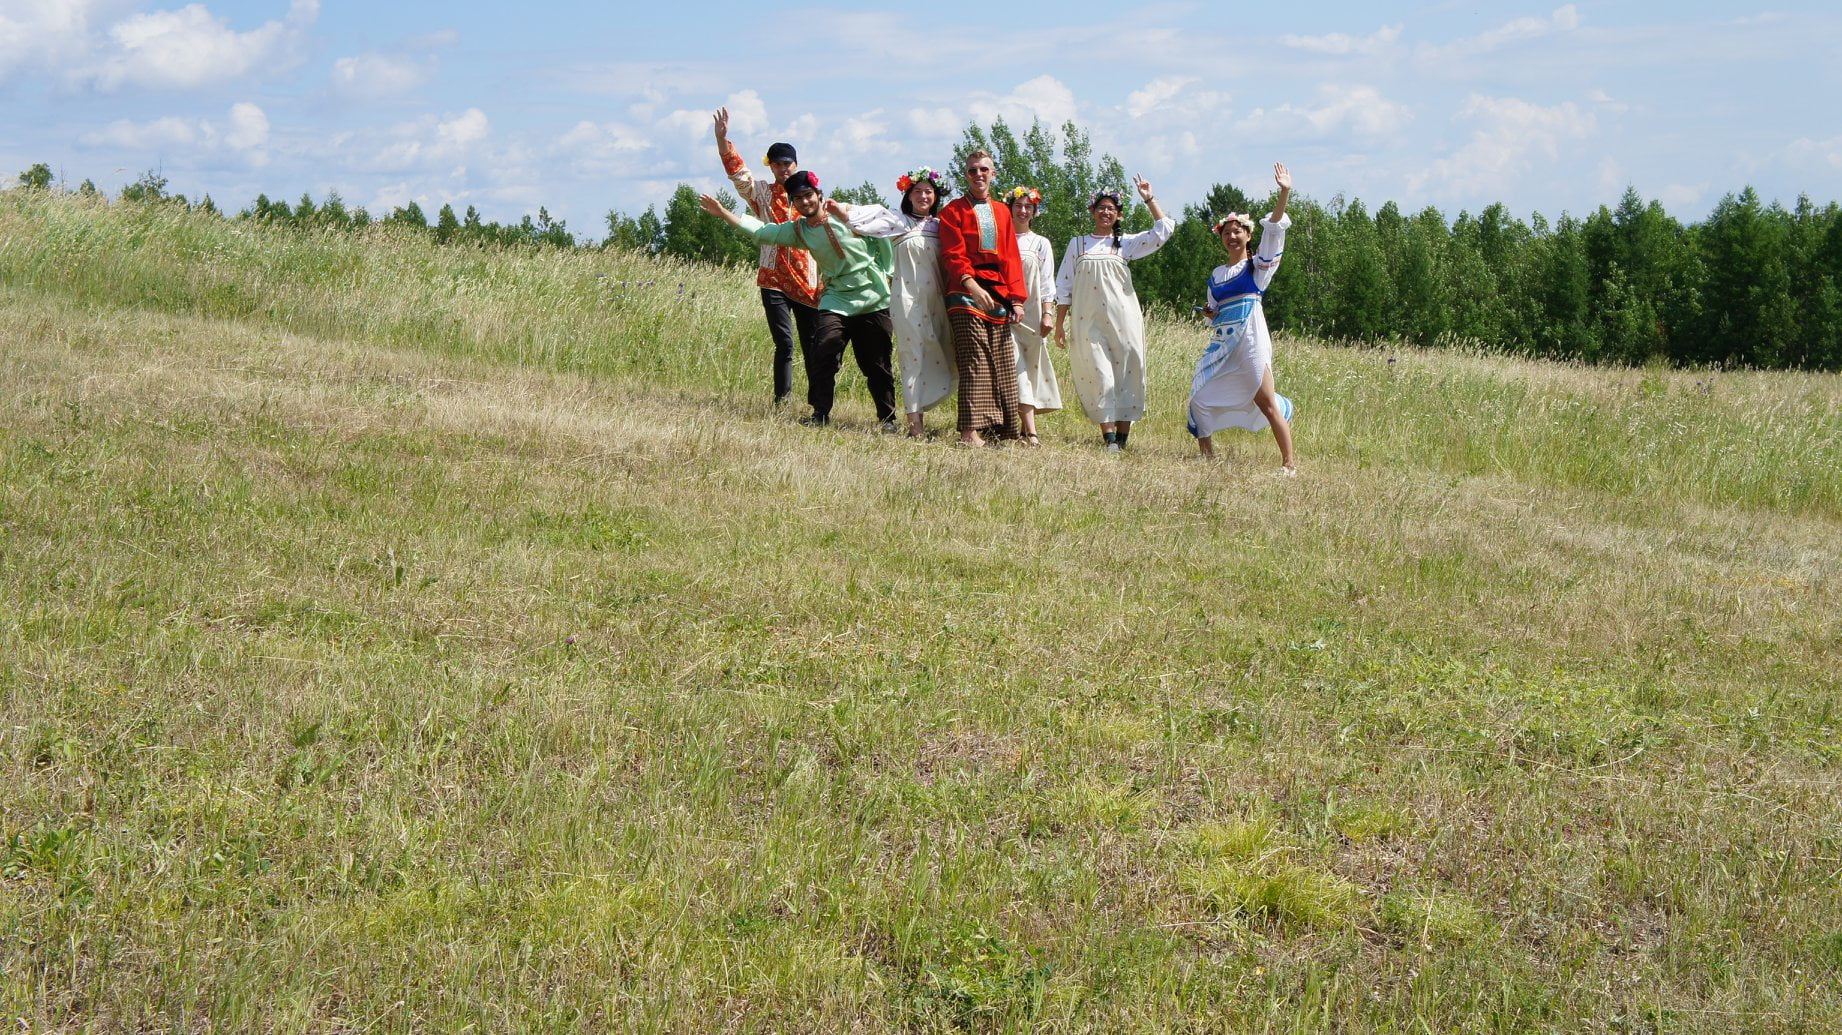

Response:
(713, 107), (821, 407)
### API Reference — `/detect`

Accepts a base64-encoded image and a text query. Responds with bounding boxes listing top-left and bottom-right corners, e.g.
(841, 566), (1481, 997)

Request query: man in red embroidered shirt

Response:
(937, 148), (1027, 446)
(713, 107), (821, 408)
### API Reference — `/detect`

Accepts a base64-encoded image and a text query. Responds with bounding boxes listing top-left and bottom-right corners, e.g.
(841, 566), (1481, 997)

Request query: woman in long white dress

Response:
(1053, 176), (1174, 451)
(1005, 186), (1059, 446)
(1188, 162), (1296, 474)
(825, 168), (955, 438)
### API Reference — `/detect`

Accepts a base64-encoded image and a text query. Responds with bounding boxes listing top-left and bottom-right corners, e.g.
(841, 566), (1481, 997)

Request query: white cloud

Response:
(331, 52), (431, 99)
(81, 115), (207, 150)
(88, 0), (318, 91)
(1241, 84), (1411, 139)
(436, 108), (489, 148)
(1587, 87), (1628, 114)
(965, 75), (1078, 134)
(1425, 4), (1580, 61)
(0, 0), (98, 80)
(1412, 94), (1596, 196)
(1787, 136), (1842, 171)
(907, 106), (961, 139)
(225, 101), (268, 150)
(1657, 183), (1708, 207)
(1282, 24), (1403, 56)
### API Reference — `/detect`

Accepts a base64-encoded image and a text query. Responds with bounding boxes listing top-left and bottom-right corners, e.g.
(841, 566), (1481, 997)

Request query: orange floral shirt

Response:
(720, 140), (821, 308)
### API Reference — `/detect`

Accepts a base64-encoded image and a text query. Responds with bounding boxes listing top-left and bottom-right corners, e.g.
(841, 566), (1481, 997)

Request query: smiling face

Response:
(1219, 220), (1253, 257)
(789, 188), (823, 220)
(1008, 197), (1036, 229)
(963, 157), (995, 201)
(1089, 197), (1120, 234)
(907, 182), (937, 214)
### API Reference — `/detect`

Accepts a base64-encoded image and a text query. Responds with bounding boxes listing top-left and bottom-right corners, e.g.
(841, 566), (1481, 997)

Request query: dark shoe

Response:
(798, 413), (831, 427)
(1115, 427), (1130, 449)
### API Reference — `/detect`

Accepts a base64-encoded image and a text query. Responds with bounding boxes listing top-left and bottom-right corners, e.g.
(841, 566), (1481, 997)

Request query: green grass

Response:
(3, 190), (1841, 1031)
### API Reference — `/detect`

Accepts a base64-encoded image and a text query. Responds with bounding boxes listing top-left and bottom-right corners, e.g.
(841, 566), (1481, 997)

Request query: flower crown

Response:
(1004, 186), (1042, 206)
(1091, 188), (1127, 208)
(1211, 212), (1256, 234)
(896, 167), (946, 194)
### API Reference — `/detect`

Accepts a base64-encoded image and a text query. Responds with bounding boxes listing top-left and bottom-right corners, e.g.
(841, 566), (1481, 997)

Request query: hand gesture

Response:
(712, 107), (730, 142)
(697, 193), (726, 217)
(823, 198), (852, 221)
(1134, 175), (1154, 202)
(1273, 163), (1291, 193)
(1054, 322), (1067, 349)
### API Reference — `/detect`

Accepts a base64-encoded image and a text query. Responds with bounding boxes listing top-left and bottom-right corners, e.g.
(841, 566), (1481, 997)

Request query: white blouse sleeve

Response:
(1034, 237), (1056, 317)
(1251, 213), (1291, 290)
(1054, 237), (1083, 305)
(844, 203), (914, 239)
(1120, 216), (1176, 262)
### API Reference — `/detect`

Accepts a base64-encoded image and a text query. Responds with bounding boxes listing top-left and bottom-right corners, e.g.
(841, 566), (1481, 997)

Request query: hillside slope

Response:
(3, 193), (1840, 1032)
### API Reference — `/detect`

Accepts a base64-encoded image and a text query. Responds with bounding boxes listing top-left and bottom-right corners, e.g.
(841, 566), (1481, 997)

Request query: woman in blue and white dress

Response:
(826, 168), (955, 438)
(1189, 162), (1296, 474)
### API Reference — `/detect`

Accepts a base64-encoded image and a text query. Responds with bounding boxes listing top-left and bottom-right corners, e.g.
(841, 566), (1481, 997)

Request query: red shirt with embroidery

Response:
(937, 195), (1028, 306)
(719, 139), (821, 308)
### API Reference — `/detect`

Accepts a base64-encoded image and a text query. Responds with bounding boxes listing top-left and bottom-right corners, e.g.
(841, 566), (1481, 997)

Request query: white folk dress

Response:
(1055, 217), (1176, 424)
(1187, 213), (1293, 437)
(1012, 230), (1061, 412)
(845, 203), (955, 415)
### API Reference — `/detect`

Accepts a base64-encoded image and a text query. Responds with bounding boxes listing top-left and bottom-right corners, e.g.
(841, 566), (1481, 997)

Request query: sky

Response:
(4, 0), (1841, 238)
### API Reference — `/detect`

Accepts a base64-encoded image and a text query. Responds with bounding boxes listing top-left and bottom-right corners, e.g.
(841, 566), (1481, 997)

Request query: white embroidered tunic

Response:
(1054, 217), (1175, 423)
(846, 203), (956, 414)
(1011, 230), (1061, 411)
(1187, 213), (1293, 436)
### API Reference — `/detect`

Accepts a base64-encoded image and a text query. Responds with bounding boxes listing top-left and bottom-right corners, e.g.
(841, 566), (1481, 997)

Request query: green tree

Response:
(119, 169), (170, 204)
(435, 203), (460, 244)
(17, 163), (53, 190)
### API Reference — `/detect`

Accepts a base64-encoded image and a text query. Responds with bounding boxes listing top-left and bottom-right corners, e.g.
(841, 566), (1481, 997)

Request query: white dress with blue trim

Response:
(1187, 213), (1293, 438)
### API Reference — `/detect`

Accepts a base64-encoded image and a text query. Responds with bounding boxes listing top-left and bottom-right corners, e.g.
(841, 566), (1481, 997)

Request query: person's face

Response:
(769, 158), (797, 185)
(1219, 221), (1252, 254)
(1090, 199), (1120, 232)
(907, 182), (937, 213)
(1009, 198), (1036, 225)
(789, 189), (823, 219)
(964, 159), (995, 199)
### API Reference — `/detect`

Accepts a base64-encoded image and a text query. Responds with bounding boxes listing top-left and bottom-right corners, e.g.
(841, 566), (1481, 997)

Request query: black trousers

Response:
(807, 308), (898, 423)
(760, 288), (818, 402)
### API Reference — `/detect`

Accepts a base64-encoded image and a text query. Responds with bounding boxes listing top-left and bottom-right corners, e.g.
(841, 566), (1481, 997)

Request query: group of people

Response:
(699, 108), (1298, 473)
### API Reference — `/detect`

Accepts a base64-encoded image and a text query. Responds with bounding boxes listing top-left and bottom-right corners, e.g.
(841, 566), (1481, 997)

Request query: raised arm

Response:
(1271, 162), (1291, 223)
(700, 193), (803, 249)
(1134, 174), (1165, 223)
(713, 107), (757, 197)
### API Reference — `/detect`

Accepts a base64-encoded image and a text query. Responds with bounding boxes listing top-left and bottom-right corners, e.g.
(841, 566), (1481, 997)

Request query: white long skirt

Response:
(1065, 253), (1145, 423)
(1187, 306), (1294, 436)
(1012, 246), (1061, 411)
(892, 232), (955, 414)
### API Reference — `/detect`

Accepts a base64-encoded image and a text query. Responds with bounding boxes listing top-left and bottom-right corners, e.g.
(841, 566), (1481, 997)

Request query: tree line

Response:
(21, 129), (1842, 370)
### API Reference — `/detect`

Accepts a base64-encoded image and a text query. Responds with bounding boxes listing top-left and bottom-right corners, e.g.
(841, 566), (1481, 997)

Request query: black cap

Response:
(767, 142), (797, 164)
(783, 170), (820, 196)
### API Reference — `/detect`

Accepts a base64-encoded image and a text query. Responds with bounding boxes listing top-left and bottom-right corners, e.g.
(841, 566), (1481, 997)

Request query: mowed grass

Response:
(3, 192), (1840, 1032)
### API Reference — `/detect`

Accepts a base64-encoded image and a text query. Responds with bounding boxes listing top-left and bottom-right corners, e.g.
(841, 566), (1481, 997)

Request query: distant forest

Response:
(21, 118), (1842, 371)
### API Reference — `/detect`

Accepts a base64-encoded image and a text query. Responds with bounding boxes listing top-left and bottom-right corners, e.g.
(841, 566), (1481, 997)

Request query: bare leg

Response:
(1251, 366), (1295, 469)
(1197, 434), (1215, 458)
(1019, 403), (1037, 440)
(907, 411), (925, 437)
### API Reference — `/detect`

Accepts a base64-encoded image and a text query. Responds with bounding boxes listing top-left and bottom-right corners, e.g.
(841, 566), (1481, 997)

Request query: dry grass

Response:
(2, 192), (1840, 1032)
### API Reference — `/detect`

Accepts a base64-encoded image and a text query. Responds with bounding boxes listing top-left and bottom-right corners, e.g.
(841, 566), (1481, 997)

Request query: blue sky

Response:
(5, 0), (1840, 237)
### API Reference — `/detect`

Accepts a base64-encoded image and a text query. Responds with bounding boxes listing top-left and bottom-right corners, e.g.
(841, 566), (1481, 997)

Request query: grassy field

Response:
(3, 191), (1840, 1032)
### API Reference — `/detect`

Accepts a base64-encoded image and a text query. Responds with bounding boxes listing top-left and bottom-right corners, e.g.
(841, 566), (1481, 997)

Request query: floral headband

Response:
(1090, 188), (1125, 209)
(1211, 212), (1256, 234)
(1004, 186), (1042, 206)
(896, 167), (947, 194)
